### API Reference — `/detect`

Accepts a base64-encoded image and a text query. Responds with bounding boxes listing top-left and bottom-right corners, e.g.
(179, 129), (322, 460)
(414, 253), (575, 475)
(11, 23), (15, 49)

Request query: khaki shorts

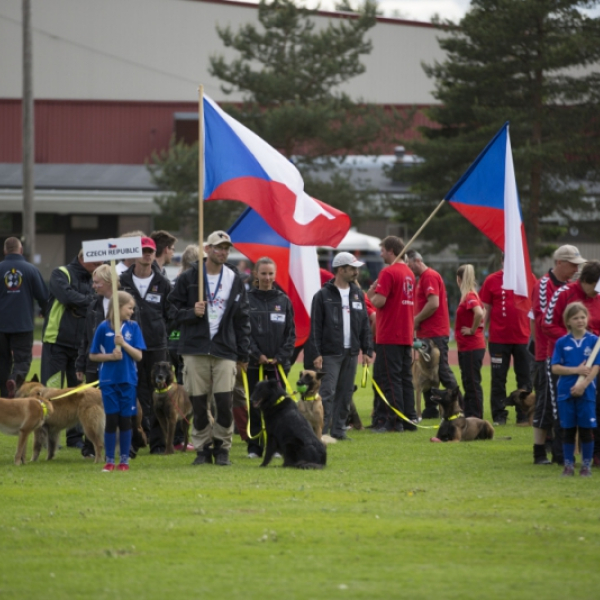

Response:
(182, 355), (236, 396)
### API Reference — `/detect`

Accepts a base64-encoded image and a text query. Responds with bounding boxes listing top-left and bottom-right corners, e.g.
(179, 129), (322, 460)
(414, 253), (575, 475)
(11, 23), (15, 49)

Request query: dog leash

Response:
(51, 380), (99, 400)
(258, 363), (296, 400)
(242, 370), (266, 442)
(365, 367), (437, 430)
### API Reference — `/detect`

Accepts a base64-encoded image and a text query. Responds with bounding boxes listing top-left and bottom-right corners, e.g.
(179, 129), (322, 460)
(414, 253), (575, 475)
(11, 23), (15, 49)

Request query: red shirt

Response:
(542, 280), (600, 356)
(455, 291), (485, 352)
(531, 270), (566, 361)
(479, 270), (530, 344)
(375, 262), (415, 345)
(415, 267), (450, 338)
(320, 268), (334, 287)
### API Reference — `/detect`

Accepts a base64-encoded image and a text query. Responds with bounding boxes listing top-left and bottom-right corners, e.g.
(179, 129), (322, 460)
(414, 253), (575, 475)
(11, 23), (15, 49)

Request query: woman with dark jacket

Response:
(246, 257), (296, 458)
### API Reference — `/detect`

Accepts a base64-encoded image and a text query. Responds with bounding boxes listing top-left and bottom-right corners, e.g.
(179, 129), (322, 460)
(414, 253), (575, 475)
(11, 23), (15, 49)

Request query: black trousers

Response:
(458, 348), (485, 418)
(136, 348), (168, 452)
(0, 331), (33, 396)
(41, 343), (82, 447)
(372, 344), (416, 430)
(420, 335), (458, 417)
(488, 342), (532, 423)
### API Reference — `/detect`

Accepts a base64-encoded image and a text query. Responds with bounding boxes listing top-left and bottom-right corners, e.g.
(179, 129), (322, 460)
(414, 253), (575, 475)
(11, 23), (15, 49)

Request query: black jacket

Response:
(0, 253), (48, 333)
(75, 296), (106, 375)
(168, 261), (250, 362)
(307, 280), (373, 358)
(119, 265), (171, 351)
(247, 287), (296, 369)
(42, 257), (95, 349)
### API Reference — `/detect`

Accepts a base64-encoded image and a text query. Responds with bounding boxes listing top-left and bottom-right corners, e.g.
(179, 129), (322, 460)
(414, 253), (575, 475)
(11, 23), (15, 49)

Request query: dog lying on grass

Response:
(0, 395), (53, 465)
(413, 339), (441, 420)
(16, 375), (106, 463)
(151, 361), (192, 454)
(429, 387), (495, 442)
(251, 379), (327, 469)
(505, 389), (535, 426)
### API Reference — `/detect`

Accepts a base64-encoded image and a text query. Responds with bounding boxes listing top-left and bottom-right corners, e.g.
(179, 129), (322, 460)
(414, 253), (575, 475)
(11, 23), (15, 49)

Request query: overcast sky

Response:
(300, 0), (600, 23)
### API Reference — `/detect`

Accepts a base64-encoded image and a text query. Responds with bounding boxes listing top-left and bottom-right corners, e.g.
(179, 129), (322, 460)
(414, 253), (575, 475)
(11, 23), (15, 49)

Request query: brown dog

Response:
(16, 375), (106, 463)
(430, 387), (495, 442)
(296, 370), (332, 442)
(0, 395), (53, 464)
(151, 361), (193, 454)
(505, 389), (535, 426)
(413, 339), (441, 420)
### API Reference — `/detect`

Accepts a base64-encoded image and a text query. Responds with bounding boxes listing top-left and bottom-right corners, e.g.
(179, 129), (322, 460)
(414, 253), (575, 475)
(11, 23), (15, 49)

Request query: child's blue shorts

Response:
(557, 398), (597, 429)
(100, 383), (137, 417)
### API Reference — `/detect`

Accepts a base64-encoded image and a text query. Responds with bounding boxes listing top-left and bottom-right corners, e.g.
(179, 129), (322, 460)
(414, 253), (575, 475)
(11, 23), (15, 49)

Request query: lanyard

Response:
(203, 266), (224, 305)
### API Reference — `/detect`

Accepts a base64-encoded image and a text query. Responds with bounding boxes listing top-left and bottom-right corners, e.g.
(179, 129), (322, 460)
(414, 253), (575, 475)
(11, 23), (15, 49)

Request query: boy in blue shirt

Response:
(551, 302), (599, 477)
(90, 291), (146, 472)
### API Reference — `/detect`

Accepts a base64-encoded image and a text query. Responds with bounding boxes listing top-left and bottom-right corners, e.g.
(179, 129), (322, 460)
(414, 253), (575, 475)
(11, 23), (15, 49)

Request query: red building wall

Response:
(0, 99), (436, 164)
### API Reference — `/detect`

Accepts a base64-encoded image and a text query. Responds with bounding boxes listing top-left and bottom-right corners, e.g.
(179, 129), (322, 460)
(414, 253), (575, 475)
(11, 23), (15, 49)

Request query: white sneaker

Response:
(273, 452), (282, 459)
(247, 452), (260, 459)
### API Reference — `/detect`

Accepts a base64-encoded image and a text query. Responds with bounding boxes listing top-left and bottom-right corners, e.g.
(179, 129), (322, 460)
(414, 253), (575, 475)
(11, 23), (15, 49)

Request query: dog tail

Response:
(296, 461), (325, 470)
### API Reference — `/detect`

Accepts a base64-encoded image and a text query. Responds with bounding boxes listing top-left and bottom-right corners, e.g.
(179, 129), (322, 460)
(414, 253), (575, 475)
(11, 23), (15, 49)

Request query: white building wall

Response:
(0, 0), (446, 104)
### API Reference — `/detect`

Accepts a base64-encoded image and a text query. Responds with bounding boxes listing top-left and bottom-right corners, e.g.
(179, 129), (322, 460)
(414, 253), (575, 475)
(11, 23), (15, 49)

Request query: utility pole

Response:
(22, 0), (35, 262)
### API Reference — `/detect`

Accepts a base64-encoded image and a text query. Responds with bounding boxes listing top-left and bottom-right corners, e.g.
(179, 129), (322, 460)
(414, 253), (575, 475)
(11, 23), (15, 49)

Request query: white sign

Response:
(82, 237), (143, 262)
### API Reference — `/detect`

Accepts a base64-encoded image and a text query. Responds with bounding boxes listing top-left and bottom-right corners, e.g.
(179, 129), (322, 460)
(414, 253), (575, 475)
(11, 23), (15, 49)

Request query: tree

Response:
(208, 0), (406, 223)
(395, 0), (600, 258)
(147, 139), (245, 237)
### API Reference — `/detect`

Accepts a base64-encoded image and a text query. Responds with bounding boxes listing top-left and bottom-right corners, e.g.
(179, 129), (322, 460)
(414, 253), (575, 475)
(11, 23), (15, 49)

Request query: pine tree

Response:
(397, 0), (600, 258)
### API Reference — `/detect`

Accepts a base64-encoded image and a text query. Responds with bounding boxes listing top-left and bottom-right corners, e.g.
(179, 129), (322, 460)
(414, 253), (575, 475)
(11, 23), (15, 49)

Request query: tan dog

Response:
(16, 375), (106, 463)
(430, 387), (495, 442)
(0, 395), (53, 464)
(151, 361), (193, 454)
(505, 389), (535, 426)
(413, 339), (441, 420)
(296, 370), (337, 444)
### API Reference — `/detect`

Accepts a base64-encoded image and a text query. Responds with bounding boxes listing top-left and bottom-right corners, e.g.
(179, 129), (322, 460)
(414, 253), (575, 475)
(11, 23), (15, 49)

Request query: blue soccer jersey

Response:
(551, 331), (600, 403)
(90, 320), (146, 387)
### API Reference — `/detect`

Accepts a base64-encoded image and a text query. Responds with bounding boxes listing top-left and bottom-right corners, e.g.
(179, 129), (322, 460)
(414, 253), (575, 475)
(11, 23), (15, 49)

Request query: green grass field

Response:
(1, 361), (598, 600)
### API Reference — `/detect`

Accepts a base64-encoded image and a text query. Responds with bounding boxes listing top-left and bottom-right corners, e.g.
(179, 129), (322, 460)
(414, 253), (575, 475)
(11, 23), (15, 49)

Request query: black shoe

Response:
(493, 419), (507, 426)
(332, 434), (352, 441)
(150, 447), (165, 455)
(214, 451), (232, 466)
(534, 456), (552, 465)
(192, 451), (212, 466)
(372, 427), (389, 434)
(68, 440), (85, 450)
(129, 447), (138, 459)
(403, 421), (417, 432)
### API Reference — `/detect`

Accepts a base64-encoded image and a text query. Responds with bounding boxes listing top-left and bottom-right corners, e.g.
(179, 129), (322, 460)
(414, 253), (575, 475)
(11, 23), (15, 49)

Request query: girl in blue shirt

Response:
(90, 291), (146, 472)
(551, 302), (599, 477)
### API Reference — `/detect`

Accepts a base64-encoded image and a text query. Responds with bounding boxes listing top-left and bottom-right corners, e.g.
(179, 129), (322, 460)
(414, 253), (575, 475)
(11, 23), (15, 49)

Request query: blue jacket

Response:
(0, 253), (48, 333)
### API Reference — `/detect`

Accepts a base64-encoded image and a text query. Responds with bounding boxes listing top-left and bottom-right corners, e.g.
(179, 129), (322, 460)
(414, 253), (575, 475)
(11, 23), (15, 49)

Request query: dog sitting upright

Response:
(151, 361), (193, 454)
(251, 379), (327, 469)
(296, 370), (339, 445)
(430, 387), (495, 442)
(412, 339), (441, 420)
(505, 389), (535, 426)
(0, 395), (53, 465)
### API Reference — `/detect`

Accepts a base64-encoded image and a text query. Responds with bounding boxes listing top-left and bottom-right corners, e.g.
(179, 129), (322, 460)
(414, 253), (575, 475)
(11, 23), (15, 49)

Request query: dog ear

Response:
(519, 390), (529, 400)
(31, 373), (40, 383)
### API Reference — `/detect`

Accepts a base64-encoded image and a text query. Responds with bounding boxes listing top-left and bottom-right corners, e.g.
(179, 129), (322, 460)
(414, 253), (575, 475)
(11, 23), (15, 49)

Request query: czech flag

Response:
(228, 207), (320, 346)
(203, 95), (350, 247)
(444, 122), (532, 308)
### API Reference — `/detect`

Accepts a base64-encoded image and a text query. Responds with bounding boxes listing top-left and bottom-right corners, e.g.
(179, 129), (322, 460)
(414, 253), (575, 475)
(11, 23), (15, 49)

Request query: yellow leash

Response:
(366, 368), (437, 430)
(243, 370), (265, 442)
(258, 363), (296, 399)
(52, 380), (99, 399)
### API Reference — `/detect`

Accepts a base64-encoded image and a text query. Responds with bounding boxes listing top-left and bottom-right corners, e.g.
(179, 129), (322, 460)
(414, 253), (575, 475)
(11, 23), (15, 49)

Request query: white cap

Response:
(332, 252), (364, 268)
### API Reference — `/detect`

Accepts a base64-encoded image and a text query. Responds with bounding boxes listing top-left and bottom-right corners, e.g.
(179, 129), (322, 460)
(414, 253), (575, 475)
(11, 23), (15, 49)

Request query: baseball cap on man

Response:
(332, 252), (364, 268)
(141, 236), (156, 250)
(553, 244), (586, 265)
(206, 231), (233, 247)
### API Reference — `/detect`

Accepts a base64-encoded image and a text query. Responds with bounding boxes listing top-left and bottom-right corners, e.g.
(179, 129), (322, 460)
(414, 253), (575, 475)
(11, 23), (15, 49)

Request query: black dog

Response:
(251, 380), (327, 469)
